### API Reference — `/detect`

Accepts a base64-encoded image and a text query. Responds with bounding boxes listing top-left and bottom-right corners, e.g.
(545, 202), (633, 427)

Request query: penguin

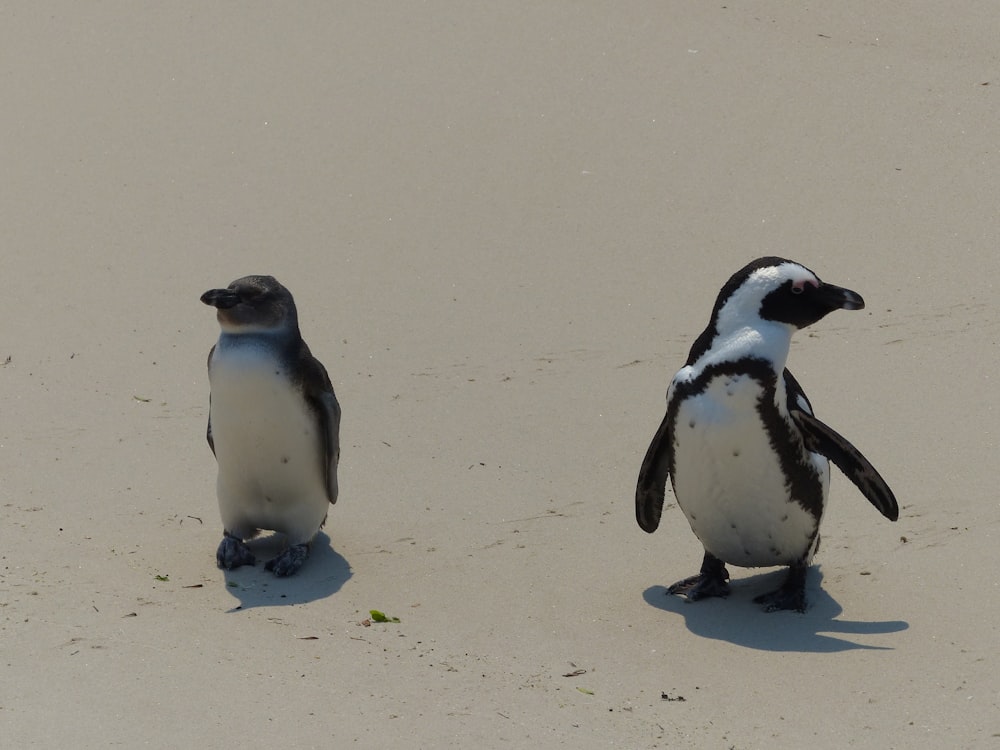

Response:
(635, 257), (897, 612)
(201, 275), (341, 577)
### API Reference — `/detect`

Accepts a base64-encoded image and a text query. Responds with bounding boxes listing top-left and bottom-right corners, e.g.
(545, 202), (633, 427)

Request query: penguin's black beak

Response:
(201, 288), (241, 309)
(818, 283), (865, 312)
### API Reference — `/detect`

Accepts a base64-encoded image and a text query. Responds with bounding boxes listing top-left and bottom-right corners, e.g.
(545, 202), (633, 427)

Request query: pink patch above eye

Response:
(792, 279), (819, 292)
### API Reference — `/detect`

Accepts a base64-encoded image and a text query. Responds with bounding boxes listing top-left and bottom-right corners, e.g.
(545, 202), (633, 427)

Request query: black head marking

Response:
(759, 277), (865, 329)
(685, 257), (865, 364)
(715, 257), (799, 311)
(685, 258), (786, 363)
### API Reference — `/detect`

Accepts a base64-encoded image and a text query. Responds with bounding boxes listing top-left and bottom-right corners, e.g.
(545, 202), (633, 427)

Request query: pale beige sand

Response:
(2, 3), (998, 748)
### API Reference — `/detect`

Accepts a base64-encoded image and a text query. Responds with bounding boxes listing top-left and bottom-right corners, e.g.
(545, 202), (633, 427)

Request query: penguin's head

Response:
(201, 275), (299, 334)
(714, 257), (864, 333)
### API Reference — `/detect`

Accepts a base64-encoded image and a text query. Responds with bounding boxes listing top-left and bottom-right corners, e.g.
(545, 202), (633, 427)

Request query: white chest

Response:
(671, 374), (826, 567)
(208, 345), (323, 500)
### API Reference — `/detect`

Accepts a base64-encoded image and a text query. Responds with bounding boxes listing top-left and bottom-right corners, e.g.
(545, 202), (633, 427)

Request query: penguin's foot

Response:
(666, 552), (730, 601)
(264, 543), (309, 577)
(753, 565), (807, 613)
(217, 533), (256, 570)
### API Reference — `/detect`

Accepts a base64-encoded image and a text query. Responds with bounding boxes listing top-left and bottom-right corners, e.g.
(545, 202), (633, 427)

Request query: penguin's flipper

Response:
(206, 345), (216, 456)
(319, 389), (342, 505)
(298, 342), (342, 505)
(790, 409), (899, 522)
(636, 410), (673, 533)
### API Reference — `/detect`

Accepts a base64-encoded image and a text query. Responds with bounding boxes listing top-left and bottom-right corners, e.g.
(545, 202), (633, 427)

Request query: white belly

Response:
(672, 374), (827, 567)
(208, 345), (328, 542)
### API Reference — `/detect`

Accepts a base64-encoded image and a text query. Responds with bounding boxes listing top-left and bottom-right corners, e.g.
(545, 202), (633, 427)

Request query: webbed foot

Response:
(264, 543), (309, 577)
(667, 552), (730, 601)
(753, 564), (807, 613)
(217, 532), (256, 570)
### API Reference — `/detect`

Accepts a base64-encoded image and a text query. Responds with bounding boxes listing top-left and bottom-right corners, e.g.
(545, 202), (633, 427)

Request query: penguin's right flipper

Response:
(636, 410), (674, 533)
(790, 410), (899, 522)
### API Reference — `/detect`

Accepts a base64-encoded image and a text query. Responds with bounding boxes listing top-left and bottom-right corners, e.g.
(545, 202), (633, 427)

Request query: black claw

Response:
(217, 533), (256, 570)
(753, 565), (808, 613)
(264, 543), (310, 577)
(667, 552), (731, 601)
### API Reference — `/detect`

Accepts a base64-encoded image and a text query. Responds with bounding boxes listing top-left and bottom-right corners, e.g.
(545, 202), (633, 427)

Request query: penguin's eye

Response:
(791, 285), (804, 295)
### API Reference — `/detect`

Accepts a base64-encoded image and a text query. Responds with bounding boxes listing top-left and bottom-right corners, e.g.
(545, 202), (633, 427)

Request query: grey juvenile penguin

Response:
(636, 257), (897, 612)
(202, 275), (341, 577)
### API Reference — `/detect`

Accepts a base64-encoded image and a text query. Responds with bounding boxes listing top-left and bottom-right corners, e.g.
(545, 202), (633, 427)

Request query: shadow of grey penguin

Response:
(222, 533), (352, 611)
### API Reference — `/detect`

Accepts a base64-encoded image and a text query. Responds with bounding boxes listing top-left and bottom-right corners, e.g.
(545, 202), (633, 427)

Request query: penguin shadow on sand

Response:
(643, 566), (908, 652)
(220, 532), (352, 611)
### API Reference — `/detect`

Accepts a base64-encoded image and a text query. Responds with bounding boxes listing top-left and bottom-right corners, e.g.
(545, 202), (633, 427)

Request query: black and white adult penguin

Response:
(201, 275), (341, 577)
(635, 257), (897, 612)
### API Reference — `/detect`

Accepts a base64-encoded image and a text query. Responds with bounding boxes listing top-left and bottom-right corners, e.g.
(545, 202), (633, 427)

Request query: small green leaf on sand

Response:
(576, 687), (594, 695)
(154, 574), (169, 581)
(133, 395), (151, 403)
(369, 609), (400, 623)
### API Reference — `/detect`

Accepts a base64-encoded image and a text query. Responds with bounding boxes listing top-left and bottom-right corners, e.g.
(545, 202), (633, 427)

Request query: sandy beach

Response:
(2, 3), (998, 747)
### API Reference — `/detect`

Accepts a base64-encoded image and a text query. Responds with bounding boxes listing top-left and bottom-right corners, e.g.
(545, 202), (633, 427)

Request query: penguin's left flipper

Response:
(318, 389), (341, 505)
(790, 410), (899, 522)
(635, 410), (673, 533)
(299, 347), (341, 506)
